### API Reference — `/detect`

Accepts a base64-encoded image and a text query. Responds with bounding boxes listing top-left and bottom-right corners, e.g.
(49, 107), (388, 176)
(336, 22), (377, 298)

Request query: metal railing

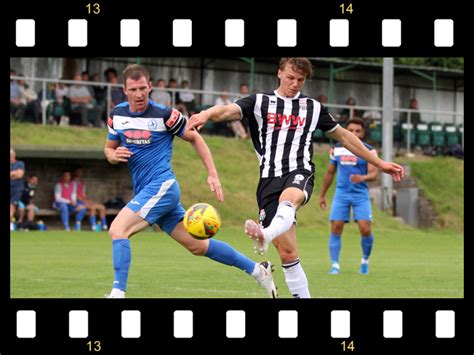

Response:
(11, 76), (464, 150)
(324, 103), (464, 151)
(10, 76), (241, 125)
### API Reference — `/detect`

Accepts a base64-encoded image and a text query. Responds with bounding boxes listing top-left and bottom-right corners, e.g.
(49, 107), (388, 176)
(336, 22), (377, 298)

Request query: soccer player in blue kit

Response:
(319, 118), (379, 275)
(104, 64), (277, 298)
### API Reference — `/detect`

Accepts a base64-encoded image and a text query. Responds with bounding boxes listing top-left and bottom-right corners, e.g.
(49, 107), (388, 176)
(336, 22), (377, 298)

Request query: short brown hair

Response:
(279, 57), (313, 79)
(122, 64), (150, 84)
(346, 117), (365, 130)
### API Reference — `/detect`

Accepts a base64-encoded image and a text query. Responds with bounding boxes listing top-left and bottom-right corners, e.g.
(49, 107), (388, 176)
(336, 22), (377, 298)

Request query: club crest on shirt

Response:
(292, 174), (305, 185)
(148, 119), (158, 130)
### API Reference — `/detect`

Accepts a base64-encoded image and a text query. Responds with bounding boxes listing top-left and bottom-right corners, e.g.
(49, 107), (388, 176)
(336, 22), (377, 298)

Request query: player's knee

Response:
(278, 248), (299, 264)
(187, 242), (207, 256)
(359, 224), (371, 236)
(109, 225), (128, 240)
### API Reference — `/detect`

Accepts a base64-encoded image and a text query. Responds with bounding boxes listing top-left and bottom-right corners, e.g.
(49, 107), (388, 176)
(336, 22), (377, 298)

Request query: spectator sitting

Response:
(216, 91), (248, 139)
(17, 175), (40, 228)
(52, 80), (70, 125)
(104, 67), (118, 82)
(81, 71), (95, 97)
(234, 83), (251, 135)
(150, 78), (171, 106)
(53, 170), (86, 231)
(10, 147), (25, 231)
(317, 94), (328, 104)
(91, 73), (107, 118)
(106, 71), (127, 110)
(10, 69), (24, 121)
(69, 73), (103, 127)
(178, 80), (197, 116)
(339, 97), (364, 126)
(18, 77), (42, 124)
(400, 98), (422, 126)
(72, 167), (109, 231)
(167, 78), (180, 106)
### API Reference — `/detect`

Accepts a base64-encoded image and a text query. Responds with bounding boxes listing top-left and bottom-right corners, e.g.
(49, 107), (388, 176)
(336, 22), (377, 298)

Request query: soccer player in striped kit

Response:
(189, 58), (404, 298)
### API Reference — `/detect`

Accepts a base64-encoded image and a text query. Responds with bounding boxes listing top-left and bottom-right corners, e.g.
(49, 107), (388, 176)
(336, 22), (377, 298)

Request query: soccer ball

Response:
(183, 203), (221, 239)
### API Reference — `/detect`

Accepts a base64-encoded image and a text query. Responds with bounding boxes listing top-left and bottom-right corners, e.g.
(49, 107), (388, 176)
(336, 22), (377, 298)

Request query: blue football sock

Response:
(205, 239), (256, 274)
(90, 214), (96, 227)
(76, 207), (86, 222)
(101, 216), (107, 226)
(59, 203), (69, 229)
(112, 239), (131, 291)
(361, 234), (374, 260)
(329, 233), (341, 264)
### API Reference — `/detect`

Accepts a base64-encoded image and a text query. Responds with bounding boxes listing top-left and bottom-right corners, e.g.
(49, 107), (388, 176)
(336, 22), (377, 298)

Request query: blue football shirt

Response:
(329, 142), (377, 194)
(107, 100), (187, 193)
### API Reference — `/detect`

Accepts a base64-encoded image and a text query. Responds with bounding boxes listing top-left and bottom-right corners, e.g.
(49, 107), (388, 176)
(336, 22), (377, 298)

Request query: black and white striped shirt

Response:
(235, 90), (339, 178)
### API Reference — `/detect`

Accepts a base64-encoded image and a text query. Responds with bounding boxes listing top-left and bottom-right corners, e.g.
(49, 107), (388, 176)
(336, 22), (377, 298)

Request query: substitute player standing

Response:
(104, 64), (277, 298)
(319, 118), (378, 275)
(189, 58), (404, 298)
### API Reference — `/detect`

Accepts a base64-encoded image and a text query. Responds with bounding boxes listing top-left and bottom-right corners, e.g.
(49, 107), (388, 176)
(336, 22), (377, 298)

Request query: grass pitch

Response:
(11, 226), (463, 298)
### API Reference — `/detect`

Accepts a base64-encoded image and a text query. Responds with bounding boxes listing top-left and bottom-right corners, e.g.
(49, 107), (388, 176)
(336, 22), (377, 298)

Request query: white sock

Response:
(262, 201), (296, 243)
(282, 258), (311, 298)
(361, 258), (369, 264)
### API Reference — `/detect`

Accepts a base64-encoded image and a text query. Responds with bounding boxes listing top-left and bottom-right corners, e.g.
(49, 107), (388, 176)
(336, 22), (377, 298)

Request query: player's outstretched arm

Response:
(104, 139), (133, 165)
(180, 128), (224, 202)
(328, 126), (404, 182)
(188, 103), (242, 131)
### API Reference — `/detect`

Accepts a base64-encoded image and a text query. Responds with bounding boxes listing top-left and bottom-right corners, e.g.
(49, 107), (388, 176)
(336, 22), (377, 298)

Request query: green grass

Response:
(399, 156), (464, 232)
(10, 121), (106, 146)
(11, 227), (463, 298)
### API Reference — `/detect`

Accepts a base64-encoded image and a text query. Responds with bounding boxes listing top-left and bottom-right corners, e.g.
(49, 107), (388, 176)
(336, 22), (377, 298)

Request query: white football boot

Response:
(104, 288), (125, 298)
(244, 219), (269, 255)
(256, 261), (277, 298)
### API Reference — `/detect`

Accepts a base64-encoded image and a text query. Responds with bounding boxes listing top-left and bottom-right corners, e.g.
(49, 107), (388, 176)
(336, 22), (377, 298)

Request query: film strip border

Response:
(14, 18), (455, 48)
(16, 309), (456, 339)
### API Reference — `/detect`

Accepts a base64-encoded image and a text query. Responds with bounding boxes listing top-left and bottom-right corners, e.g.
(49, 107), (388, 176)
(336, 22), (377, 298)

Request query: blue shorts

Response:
(17, 201), (40, 212)
(126, 178), (185, 235)
(330, 190), (372, 223)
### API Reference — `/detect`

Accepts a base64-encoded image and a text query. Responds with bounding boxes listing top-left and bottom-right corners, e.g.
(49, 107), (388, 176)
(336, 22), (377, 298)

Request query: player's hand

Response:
(188, 112), (210, 131)
(319, 196), (327, 210)
(379, 161), (405, 182)
(208, 174), (224, 202)
(350, 174), (365, 183)
(114, 146), (133, 163)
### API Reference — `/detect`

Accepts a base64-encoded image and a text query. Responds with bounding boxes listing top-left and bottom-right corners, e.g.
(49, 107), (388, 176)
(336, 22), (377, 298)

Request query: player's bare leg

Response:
(26, 204), (36, 222)
(272, 225), (311, 298)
